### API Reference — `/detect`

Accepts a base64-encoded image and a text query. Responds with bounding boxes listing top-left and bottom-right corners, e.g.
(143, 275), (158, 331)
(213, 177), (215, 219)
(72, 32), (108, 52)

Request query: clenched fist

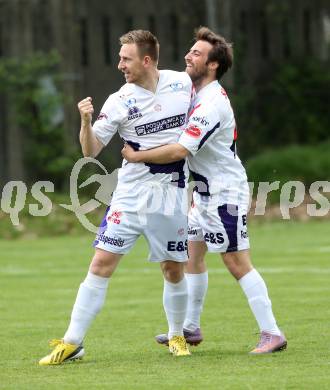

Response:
(78, 97), (94, 124)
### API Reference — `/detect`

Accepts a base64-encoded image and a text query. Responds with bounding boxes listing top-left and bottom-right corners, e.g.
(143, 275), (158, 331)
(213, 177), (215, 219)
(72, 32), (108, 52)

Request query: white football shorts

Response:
(93, 183), (188, 262)
(188, 193), (250, 253)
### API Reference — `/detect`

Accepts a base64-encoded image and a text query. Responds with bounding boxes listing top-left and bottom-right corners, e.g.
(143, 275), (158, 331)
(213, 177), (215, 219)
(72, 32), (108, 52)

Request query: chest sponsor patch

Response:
(135, 114), (185, 136)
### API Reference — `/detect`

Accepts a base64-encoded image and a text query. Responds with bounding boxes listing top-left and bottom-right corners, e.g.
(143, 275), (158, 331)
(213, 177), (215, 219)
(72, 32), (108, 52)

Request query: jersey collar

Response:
(196, 80), (220, 99)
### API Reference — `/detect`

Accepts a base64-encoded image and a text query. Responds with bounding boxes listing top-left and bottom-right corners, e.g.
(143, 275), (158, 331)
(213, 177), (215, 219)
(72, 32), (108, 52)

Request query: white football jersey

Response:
(93, 70), (192, 190)
(179, 80), (249, 204)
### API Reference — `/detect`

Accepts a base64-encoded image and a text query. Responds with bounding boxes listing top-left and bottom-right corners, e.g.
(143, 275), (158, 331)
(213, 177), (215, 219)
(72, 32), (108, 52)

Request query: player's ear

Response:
(143, 56), (153, 67)
(208, 61), (219, 72)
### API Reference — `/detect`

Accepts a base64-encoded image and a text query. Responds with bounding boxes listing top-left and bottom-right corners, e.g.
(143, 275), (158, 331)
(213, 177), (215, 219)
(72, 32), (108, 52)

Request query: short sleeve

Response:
(92, 94), (122, 146)
(178, 103), (221, 156)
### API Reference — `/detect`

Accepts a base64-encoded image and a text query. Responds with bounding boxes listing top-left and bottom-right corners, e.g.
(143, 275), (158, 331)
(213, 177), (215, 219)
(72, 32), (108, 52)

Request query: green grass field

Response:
(0, 220), (329, 389)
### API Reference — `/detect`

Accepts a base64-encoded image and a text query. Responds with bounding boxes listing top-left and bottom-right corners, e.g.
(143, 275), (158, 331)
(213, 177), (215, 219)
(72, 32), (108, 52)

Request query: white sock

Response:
(63, 272), (110, 345)
(239, 269), (281, 335)
(163, 277), (188, 339)
(183, 272), (208, 331)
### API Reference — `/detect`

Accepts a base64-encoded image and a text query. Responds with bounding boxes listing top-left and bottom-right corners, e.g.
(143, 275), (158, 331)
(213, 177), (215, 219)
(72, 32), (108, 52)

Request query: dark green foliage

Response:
(234, 60), (330, 159)
(246, 141), (330, 185)
(0, 51), (79, 188)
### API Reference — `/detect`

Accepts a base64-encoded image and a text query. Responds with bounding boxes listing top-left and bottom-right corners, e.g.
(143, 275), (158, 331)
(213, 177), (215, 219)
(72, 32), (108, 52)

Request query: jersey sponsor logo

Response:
(167, 240), (187, 252)
(135, 114), (186, 136)
(96, 112), (108, 121)
(125, 97), (136, 107)
(204, 232), (224, 244)
(185, 124), (202, 138)
(96, 233), (125, 247)
(192, 116), (209, 127)
(188, 227), (198, 235)
(170, 82), (184, 91)
(128, 106), (142, 120)
(241, 230), (248, 239)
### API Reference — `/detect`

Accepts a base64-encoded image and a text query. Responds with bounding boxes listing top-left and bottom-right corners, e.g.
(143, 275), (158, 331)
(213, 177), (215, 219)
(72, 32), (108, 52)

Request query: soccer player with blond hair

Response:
(39, 30), (193, 365)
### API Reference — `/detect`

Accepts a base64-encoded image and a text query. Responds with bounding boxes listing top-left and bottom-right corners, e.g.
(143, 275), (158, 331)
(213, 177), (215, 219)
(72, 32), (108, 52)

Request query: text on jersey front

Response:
(135, 114), (186, 136)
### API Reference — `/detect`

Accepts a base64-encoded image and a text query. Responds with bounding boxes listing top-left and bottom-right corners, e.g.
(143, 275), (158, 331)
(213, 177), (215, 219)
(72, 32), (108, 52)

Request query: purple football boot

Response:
(249, 331), (287, 354)
(155, 328), (203, 346)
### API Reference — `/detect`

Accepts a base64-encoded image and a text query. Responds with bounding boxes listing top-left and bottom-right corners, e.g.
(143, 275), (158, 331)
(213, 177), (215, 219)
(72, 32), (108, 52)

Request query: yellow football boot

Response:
(168, 335), (191, 356)
(39, 339), (84, 366)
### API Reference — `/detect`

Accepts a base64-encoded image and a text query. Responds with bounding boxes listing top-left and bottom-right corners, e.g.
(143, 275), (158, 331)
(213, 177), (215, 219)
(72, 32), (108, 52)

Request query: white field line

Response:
(317, 246), (330, 252)
(2, 266), (330, 276)
(123, 267), (330, 274)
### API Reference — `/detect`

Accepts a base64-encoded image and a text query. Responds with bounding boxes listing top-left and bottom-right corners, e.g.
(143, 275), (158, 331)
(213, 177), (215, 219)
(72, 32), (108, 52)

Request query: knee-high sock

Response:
(239, 269), (281, 335)
(183, 272), (208, 331)
(64, 272), (110, 345)
(163, 278), (188, 339)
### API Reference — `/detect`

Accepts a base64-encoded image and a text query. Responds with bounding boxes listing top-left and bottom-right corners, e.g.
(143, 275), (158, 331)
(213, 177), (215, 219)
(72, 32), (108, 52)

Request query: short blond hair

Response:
(120, 30), (159, 62)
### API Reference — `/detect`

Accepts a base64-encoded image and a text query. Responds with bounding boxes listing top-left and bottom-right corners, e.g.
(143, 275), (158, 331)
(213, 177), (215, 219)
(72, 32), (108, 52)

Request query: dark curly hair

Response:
(195, 26), (233, 79)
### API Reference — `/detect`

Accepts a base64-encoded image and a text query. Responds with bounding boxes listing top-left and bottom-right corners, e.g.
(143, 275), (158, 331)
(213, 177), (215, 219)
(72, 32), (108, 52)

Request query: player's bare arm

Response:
(121, 143), (189, 164)
(78, 97), (104, 157)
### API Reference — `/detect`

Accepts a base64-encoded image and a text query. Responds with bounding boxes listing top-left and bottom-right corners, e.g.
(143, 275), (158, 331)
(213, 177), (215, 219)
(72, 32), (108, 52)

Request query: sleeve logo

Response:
(97, 112), (108, 121)
(191, 116), (209, 126)
(185, 124), (202, 138)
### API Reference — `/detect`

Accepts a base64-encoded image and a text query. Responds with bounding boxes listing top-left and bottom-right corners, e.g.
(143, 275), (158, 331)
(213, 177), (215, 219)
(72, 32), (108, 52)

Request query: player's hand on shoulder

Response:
(78, 97), (94, 124)
(121, 143), (138, 162)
